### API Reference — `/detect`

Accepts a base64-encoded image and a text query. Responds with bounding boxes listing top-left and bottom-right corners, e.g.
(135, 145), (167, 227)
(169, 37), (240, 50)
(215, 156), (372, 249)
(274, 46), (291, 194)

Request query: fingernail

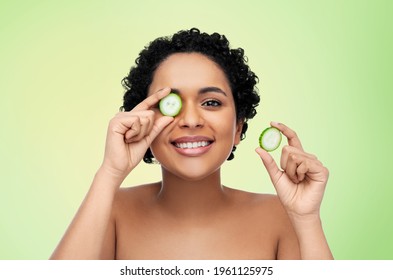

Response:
(271, 121), (281, 126)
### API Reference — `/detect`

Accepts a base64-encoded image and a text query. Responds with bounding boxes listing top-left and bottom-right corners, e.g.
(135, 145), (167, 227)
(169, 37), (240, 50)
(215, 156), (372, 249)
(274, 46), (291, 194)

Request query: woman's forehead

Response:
(149, 53), (231, 94)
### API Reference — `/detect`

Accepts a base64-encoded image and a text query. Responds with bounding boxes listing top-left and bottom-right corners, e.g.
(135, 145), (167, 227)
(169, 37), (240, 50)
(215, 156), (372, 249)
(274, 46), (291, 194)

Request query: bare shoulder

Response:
(112, 182), (161, 213)
(224, 187), (300, 259)
(227, 187), (301, 258)
(223, 187), (296, 234)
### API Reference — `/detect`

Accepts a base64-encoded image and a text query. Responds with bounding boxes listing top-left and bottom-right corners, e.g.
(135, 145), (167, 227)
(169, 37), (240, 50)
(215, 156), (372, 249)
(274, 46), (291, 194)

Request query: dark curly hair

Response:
(121, 28), (260, 163)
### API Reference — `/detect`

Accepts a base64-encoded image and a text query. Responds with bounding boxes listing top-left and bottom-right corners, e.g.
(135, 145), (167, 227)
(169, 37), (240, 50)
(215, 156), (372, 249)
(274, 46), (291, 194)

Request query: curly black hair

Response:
(121, 28), (260, 163)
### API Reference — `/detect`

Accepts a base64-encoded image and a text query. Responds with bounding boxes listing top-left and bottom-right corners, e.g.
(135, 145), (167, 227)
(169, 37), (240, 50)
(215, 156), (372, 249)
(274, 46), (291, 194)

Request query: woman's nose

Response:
(177, 103), (204, 128)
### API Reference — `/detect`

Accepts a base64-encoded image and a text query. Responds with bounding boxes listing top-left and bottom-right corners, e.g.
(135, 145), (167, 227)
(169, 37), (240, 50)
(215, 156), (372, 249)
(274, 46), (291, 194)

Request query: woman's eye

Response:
(202, 100), (221, 107)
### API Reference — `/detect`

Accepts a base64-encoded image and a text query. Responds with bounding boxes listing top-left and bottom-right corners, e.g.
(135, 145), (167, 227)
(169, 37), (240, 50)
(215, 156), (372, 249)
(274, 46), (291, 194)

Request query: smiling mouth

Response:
(172, 141), (212, 149)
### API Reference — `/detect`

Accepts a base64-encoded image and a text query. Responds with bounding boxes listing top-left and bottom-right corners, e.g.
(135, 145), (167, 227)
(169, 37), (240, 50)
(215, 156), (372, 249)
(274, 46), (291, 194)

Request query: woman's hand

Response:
(256, 122), (329, 220)
(50, 89), (174, 260)
(101, 88), (174, 180)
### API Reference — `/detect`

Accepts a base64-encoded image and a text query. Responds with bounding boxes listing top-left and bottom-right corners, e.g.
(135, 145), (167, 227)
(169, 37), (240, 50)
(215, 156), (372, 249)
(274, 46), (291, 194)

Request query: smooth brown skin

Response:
(51, 53), (332, 260)
(101, 186), (299, 259)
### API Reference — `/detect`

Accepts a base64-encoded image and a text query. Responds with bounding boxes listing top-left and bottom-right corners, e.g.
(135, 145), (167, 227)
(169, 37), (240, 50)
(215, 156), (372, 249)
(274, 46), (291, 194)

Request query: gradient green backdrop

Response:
(1, 0), (392, 259)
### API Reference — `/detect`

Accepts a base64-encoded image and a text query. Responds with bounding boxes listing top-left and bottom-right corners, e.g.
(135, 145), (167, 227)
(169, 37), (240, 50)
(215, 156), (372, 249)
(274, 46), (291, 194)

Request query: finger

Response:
(109, 114), (141, 136)
(125, 120), (143, 143)
(285, 155), (326, 183)
(145, 116), (174, 145)
(145, 113), (154, 137)
(123, 119), (141, 142)
(284, 153), (301, 184)
(124, 118), (141, 143)
(280, 145), (317, 170)
(296, 161), (308, 182)
(255, 147), (282, 186)
(125, 114), (153, 142)
(297, 160), (329, 184)
(133, 87), (171, 111)
(271, 121), (304, 151)
(114, 111), (154, 141)
(116, 110), (155, 119)
(138, 115), (153, 141)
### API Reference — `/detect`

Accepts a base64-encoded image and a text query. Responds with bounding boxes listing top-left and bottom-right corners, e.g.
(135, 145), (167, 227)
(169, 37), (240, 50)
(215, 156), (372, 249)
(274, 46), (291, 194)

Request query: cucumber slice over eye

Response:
(259, 127), (282, 152)
(159, 93), (182, 117)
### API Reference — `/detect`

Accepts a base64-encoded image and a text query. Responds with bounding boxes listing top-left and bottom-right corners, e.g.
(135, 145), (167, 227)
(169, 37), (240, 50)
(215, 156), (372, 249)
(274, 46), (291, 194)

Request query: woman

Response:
(51, 28), (333, 259)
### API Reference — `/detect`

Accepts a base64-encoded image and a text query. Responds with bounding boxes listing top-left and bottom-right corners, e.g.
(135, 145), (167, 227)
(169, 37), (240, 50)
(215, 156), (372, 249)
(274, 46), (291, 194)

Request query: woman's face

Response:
(148, 53), (242, 181)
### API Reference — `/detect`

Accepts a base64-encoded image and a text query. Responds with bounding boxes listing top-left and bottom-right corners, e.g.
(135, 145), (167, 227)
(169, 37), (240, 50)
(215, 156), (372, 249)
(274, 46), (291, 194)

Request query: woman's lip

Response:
(171, 135), (214, 143)
(172, 142), (213, 156)
(170, 136), (214, 156)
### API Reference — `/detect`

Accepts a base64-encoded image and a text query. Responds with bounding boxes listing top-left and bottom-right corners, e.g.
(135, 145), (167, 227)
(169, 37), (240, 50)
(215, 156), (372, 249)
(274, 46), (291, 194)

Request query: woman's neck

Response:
(155, 167), (228, 219)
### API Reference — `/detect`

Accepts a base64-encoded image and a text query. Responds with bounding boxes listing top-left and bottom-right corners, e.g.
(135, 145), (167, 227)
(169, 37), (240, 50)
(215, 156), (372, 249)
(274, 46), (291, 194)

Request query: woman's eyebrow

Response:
(170, 87), (228, 96)
(199, 87), (227, 96)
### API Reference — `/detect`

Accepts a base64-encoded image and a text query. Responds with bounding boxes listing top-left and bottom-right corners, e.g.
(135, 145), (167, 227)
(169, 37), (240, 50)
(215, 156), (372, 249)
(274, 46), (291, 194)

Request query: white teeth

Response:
(175, 141), (210, 149)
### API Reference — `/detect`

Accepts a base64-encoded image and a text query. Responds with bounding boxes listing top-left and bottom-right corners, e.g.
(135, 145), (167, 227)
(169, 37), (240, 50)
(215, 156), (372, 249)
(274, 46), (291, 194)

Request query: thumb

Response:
(255, 147), (282, 186)
(146, 116), (174, 144)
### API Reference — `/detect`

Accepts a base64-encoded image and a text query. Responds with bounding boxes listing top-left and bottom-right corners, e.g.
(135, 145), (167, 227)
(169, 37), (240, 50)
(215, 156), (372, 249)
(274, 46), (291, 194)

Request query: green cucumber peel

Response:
(159, 93), (182, 117)
(259, 127), (282, 152)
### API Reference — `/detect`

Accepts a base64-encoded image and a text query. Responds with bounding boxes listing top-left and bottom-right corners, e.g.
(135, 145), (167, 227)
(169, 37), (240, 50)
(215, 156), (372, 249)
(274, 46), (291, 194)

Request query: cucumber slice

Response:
(159, 93), (182, 117)
(259, 127), (282, 152)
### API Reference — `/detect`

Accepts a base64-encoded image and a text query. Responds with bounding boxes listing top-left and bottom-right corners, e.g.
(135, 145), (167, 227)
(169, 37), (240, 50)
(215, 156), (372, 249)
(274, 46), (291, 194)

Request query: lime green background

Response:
(1, 0), (392, 259)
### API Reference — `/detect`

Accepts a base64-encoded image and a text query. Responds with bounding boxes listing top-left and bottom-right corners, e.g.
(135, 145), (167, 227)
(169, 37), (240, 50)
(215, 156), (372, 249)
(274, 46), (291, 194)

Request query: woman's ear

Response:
(234, 120), (244, 145)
